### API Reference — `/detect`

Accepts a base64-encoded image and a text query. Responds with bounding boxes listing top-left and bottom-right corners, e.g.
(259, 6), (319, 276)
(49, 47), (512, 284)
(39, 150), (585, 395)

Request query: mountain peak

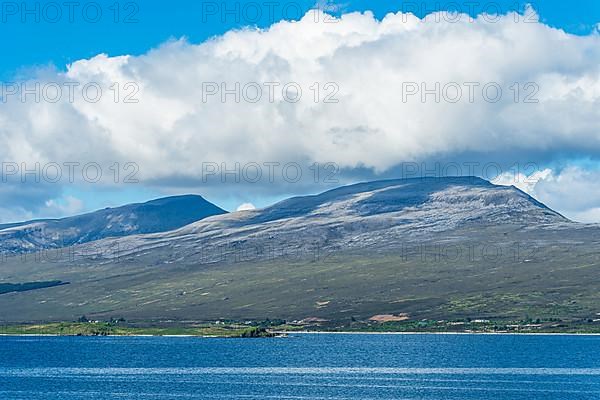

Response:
(0, 195), (226, 254)
(241, 176), (566, 226)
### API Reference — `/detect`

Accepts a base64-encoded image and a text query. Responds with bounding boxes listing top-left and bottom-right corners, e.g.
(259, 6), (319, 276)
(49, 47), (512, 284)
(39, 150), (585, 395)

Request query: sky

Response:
(1, 0), (600, 222)
(2, 0), (599, 79)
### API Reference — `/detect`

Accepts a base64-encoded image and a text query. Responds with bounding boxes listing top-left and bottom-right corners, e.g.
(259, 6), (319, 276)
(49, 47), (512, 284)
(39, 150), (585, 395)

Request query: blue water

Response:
(0, 334), (599, 399)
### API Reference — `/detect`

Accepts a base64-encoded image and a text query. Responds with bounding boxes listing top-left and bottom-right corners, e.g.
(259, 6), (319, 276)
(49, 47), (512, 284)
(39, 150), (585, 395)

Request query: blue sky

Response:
(2, 0), (600, 221)
(3, 0), (599, 79)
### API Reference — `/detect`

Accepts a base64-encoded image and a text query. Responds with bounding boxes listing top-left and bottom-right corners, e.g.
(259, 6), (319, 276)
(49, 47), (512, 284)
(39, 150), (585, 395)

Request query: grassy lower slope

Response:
(0, 226), (598, 329)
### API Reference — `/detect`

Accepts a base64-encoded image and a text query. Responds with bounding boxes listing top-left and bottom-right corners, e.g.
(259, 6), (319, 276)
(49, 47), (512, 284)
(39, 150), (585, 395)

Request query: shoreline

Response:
(2, 331), (600, 337)
(2, 321), (599, 337)
(273, 330), (600, 336)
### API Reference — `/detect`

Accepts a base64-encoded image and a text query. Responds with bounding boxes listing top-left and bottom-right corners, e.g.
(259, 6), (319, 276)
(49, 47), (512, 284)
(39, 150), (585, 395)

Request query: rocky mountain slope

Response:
(79, 177), (571, 262)
(0, 195), (226, 254)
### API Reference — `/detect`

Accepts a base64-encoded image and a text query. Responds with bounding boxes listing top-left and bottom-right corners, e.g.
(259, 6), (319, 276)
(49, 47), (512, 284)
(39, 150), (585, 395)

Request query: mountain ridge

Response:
(0, 194), (227, 254)
(62, 176), (574, 266)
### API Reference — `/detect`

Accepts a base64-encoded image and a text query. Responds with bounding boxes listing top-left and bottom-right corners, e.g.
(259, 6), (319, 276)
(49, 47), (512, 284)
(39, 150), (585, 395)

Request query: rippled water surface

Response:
(0, 333), (599, 399)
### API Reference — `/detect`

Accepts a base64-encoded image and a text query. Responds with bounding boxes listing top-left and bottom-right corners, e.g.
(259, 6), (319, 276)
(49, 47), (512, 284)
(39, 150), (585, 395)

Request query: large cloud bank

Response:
(2, 8), (600, 221)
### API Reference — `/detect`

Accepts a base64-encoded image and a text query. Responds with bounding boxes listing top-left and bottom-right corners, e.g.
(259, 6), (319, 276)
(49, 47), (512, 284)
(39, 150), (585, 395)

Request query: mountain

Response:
(0, 177), (598, 325)
(0, 195), (227, 254)
(84, 176), (570, 261)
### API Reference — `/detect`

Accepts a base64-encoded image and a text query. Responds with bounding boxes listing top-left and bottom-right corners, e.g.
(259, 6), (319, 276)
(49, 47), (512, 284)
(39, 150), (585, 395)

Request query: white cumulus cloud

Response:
(236, 203), (257, 211)
(495, 166), (600, 223)
(2, 8), (600, 220)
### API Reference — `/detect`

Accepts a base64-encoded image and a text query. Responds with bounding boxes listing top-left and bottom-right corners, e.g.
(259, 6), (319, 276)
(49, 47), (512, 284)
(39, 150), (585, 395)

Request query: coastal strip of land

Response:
(0, 322), (276, 338)
(1, 317), (600, 337)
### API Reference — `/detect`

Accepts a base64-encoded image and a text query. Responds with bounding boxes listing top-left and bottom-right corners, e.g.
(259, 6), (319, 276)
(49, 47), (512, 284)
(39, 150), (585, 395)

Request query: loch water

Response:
(0, 333), (599, 399)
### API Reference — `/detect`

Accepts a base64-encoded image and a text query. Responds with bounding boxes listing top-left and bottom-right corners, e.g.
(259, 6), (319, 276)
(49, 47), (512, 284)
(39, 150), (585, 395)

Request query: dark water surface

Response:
(0, 333), (599, 399)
